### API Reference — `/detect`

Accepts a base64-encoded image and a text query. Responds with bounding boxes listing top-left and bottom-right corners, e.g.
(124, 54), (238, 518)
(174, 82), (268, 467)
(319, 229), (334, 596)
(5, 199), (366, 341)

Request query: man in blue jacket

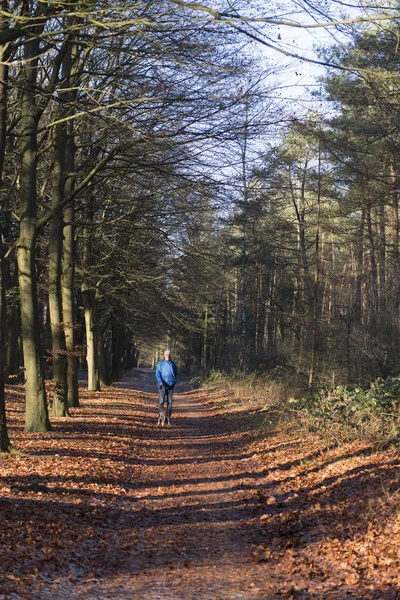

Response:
(155, 350), (178, 424)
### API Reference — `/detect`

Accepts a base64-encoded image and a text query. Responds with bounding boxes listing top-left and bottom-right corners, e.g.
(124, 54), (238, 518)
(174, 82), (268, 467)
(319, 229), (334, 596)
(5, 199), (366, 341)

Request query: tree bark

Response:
(49, 122), (69, 417)
(83, 291), (100, 391)
(366, 204), (378, 332)
(61, 34), (80, 408)
(111, 317), (124, 380)
(0, 1), (12, 449)
(82, 226), (100, 391)
(308, 146), (322, 387)
(0, 216), (11, 451)
(97, 326), (111, 387)
(17, 20), (51, 432)
(62, 167), (79, 406)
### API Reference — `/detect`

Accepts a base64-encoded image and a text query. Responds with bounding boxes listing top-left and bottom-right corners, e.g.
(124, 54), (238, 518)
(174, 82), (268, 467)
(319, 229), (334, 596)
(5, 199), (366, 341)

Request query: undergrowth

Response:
(292, 376), (400, 445)
(197, 368), (291, 412)
(197, 370), (400, 446)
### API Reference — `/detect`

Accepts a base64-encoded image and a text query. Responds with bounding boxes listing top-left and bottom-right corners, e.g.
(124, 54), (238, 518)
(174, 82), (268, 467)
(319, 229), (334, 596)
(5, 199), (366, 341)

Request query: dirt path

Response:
(85, 370), (270, 599)
(1, 371), (400, 599)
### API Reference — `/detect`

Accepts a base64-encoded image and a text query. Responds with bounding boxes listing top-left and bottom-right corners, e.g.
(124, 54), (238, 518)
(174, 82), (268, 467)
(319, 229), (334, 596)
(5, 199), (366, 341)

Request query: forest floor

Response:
(1, 370), (400, 600)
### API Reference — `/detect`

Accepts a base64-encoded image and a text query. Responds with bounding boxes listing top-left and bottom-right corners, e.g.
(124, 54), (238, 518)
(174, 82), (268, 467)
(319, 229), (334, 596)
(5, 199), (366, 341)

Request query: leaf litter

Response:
(0, 372), (399, 599)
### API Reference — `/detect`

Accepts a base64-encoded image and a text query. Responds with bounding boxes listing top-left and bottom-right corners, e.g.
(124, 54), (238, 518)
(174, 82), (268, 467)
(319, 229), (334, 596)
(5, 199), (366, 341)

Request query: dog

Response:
(157, 401), (170, 427)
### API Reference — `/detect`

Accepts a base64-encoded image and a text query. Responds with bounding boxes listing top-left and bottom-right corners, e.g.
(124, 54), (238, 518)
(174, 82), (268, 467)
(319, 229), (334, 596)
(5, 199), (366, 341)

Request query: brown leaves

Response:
(250, 429), (400, 597)
(2, 378), (400, 599)
(0, 383), (145, 598)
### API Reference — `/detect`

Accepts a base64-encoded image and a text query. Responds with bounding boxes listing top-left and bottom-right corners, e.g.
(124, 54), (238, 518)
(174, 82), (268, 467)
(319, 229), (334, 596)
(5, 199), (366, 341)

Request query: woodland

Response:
(1, 0), (400, 443)
(1, 2), (400, 598)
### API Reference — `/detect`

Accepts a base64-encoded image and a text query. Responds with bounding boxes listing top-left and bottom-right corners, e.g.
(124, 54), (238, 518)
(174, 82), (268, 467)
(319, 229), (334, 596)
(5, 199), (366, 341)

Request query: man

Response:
(155, 350), (177, 424)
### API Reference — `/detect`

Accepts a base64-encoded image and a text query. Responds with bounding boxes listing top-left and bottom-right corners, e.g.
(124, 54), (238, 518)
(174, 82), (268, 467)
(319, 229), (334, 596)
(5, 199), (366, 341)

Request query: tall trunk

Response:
(49, 123), (69, 417)
(0, 221), (19, 450)
(366, 204), (378, 332)
(82, 227), (100, 391)
(266, 271), (276, 358)
(3, 210), (20, 382)
(393, 182), (400, 329)
(254, 264), (260, 357)
(378, 203), (386, 288)
(238, 96), (250, 370)
(62, 160), (79, 406)
(17, 24), (50, 432)
(391, 168), (399, 270)
(111, 317), (123, 380)
(299, 160), (309, 297)
(377, 203), (386, 325)
(308, 147), (322, 387)
(0, 218), (11, 450)
(97, 326), (111, 387)
(61, 36), (80, 408)
(354, 208), (365, 326)
(18, 224), (50, 431)
(202, 300), (208, 369)
(289, 160), (309, 368)
(83, 293), (100, 391)
(0, 1), (12, 450)
(238, 259), (246, 368)
(214, 288), (222, 368)
(0, 2), (8, 184)
(5, 305), (19, 381)
(289, 160), (309, 307)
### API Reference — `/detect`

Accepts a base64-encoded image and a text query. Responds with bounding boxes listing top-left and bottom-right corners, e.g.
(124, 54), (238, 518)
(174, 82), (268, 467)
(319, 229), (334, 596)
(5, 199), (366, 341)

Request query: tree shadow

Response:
(3, 376), (399, 599)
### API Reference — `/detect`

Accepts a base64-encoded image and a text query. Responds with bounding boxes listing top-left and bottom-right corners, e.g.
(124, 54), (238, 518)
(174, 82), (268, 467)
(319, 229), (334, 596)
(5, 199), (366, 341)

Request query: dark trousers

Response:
(158, 385), (173, 418)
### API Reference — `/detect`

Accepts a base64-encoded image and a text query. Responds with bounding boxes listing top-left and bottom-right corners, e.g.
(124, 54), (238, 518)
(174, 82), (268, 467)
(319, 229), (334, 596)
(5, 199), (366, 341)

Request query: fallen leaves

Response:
(0, 383), (143, 599)
(1, 376), (400, 599)
(249, 426), (400, 598)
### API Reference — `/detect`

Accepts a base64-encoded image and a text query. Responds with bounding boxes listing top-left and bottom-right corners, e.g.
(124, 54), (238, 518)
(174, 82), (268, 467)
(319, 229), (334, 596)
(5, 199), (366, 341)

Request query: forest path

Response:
(103, 368), (271, 599)
(2, 370), (400, 599)
(1, 370), (271, 600)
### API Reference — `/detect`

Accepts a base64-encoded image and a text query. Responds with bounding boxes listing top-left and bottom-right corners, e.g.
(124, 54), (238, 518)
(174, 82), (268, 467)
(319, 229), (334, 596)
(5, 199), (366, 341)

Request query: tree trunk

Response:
(0, 2), (12, 449)
(81, 218), (101, 391)
(0, 1), (8, 182)
(17, 27), (50, 432)
(366, 204), (378, 333)
(62, 179), (79, 406)
(5, 305), (19, 380)
(49, 123), (69, 417)
(111, 317), (124, 380)
(238, 96), (250, 370)
(83, 293), (100, 391)
(377, 203), (386, 326)
(202, 300), (209, 370)
(308, 145), (322, 387)
(354, 207), (365, 326)
(391, 167), (399, 270)
(96, 327), (111, 387)
(61, 34), (80, 408)
(0, 216), (11, 451)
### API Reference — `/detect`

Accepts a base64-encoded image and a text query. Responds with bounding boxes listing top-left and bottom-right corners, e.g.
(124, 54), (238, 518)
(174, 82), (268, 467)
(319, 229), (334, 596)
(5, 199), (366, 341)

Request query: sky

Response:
(246, 1), (363, 112)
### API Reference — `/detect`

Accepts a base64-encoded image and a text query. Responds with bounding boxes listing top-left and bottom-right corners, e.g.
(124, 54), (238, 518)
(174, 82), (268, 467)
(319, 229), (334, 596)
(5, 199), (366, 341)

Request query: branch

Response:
(170, 0), (400, 75)
(223, 20), (400, 77)
(0, 27), (23, 45)
(36, 146), (120, 232)
(0, 3), (66, 46)
(170, 1), (399, 28)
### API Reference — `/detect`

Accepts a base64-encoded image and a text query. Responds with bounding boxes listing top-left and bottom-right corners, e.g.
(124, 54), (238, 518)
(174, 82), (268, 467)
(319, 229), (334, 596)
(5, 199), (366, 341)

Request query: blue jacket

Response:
(156, 360), (177, 388)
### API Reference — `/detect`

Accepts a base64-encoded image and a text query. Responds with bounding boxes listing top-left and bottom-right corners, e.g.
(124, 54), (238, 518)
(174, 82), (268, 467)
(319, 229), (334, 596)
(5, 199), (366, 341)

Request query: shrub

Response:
(292, 376), (400, 444)
(202, 367), (291, 411)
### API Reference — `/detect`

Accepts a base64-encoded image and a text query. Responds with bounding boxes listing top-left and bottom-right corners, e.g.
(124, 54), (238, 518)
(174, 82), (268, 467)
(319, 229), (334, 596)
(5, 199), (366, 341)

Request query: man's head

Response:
(164, 350), (171, 361)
